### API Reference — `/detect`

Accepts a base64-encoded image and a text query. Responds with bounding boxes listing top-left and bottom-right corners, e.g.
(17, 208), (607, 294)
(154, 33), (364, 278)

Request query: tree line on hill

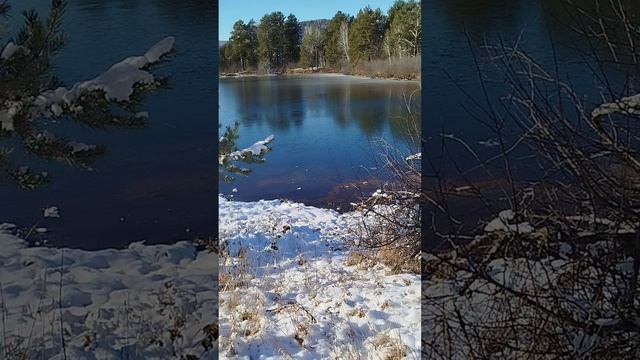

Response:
(219, 0), (421, 75)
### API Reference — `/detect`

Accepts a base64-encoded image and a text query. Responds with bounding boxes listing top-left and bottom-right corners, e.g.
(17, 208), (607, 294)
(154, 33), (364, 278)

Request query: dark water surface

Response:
(424, 0), (636, 241)
(0, 0), (216, 250)
(218, 75), (420, 208)
(426, 0), (638, 166)
(425, 0), (612, 163)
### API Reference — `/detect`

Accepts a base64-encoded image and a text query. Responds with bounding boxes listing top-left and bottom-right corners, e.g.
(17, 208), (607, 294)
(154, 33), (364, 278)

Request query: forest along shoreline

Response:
(220, 4), (421, 80)
(218, 71), (420, 82)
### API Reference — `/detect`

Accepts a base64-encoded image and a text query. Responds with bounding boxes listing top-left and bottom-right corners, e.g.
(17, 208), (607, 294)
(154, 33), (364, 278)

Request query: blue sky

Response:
(219, 0), (401, 40)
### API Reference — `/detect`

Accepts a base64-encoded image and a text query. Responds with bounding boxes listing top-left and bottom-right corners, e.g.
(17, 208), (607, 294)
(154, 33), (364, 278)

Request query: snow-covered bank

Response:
(0, 228), (217, 359)
(219, 196), (420, 359)
(0, 195), (419, 359)
(422, 211), (640, 359)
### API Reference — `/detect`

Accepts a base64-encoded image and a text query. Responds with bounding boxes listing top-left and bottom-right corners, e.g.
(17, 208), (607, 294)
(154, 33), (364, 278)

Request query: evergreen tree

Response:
(218, 124), (273, 182)
(227, 19), (258, 71)
(0, 1), (8, 27)
(257, 12), (287, 73)
(386, 1), (421, 58)
(387, 0), (406, 27)
(300, 26), (323, 69)
(323, 11), (351, 68)
(348, 6), (387, 65)
(284, 14), (301, 64)
(219, 43), (230, 70)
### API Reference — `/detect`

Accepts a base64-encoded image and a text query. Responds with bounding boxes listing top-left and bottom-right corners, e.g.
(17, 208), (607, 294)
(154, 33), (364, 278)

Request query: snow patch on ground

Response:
(0, 227), (217, 359)
(219, 196), (420, 359)
(484, 209), (534, 234)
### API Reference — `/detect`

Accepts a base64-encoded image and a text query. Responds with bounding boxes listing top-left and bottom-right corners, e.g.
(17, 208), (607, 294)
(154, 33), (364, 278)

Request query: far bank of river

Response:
(219, 70), (420, 82)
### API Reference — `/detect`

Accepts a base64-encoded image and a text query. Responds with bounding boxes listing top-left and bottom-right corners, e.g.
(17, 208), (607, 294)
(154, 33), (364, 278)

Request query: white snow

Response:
(0, 226), (217, 359)
(67, 141), (97, 154)
(135, 111), (149, 119)
(422, 242), (638, 358)
(43, 206), (60, 218)
(0, 101), (22, 131)
(218, 196), (420, 359)
(592, 93), (640, 118)
(50, 103), (63, 116)
(405, 152), (421, 161)
(65, 36), (175, 102)
(143, 36), (176, 63)
(478, 138), (500, 147)
(228, 134), (274, 160)
(29, 36), (175, 118)
(1, 42), (28, 60)
(484, 209), (534, 234)
(371, 189), (391, 198)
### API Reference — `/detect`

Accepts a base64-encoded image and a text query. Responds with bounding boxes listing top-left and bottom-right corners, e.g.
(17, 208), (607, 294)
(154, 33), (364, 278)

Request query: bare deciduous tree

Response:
(422, 1), (640, 358)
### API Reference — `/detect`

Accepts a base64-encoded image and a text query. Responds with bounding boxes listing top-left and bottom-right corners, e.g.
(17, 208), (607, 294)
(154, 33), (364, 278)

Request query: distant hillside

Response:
(219, 40), (227, 48)
(300, 19), (330, 31)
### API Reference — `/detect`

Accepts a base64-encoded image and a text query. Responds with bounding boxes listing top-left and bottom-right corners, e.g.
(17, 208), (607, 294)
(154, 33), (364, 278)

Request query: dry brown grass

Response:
(377, 246), (420, 275)
(343, 57), (420, 80)
(347, 308), (366, 318)
(285, 56), (420, 80)
(370, 331), (408, 360)
(345, 250), (377, 270)
(345, 247), (419, 275)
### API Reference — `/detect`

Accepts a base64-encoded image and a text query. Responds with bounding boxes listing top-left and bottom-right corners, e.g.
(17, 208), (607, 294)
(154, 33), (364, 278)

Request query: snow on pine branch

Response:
(591, 93), (640, 119)
(405, 152), (421, 161)
(228, 134), (274, 160)
(0, 42), (29, 60)
(218, 130), (274, 182)
(36, 36), (175, 104)
(0, 101), (20, 131)
(0, 36), (175, 133)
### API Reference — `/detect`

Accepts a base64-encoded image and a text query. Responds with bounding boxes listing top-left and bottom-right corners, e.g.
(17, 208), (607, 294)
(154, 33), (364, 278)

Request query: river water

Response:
(424, 0), (638, 243)
(0, 0), (216, 249)
(219, 75), (421, 208)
